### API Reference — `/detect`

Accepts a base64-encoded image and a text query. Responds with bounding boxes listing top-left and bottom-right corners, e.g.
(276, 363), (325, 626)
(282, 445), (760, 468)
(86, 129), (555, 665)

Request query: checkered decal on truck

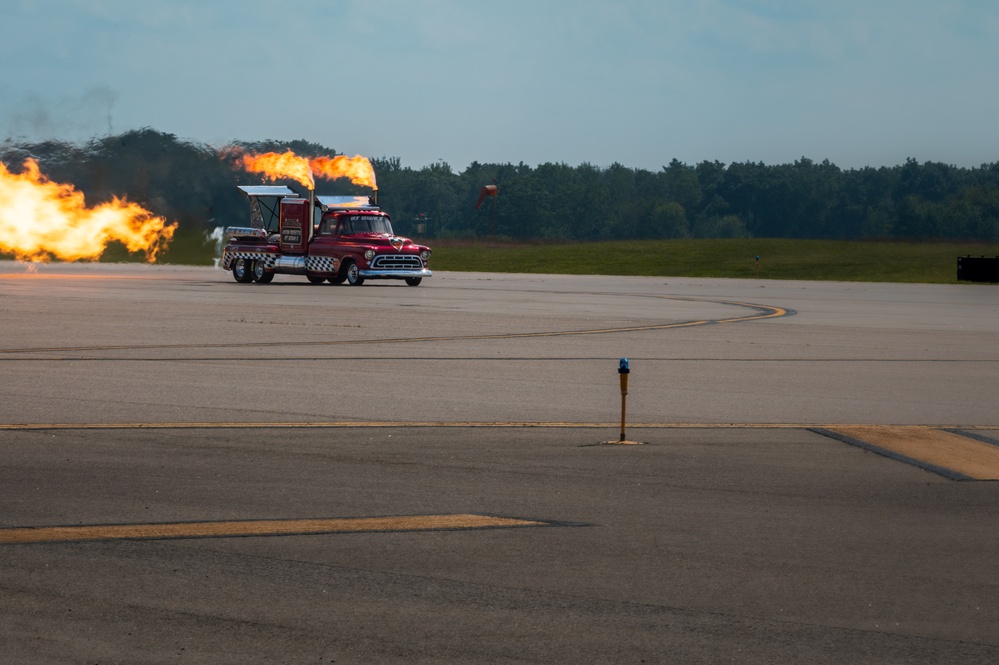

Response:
(221, 250), (276, 270)
(307, 256), (339, 273)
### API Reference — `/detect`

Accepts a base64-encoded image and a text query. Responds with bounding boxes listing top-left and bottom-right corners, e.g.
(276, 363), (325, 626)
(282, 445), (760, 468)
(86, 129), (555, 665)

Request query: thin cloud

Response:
(2, 1), (997, 170)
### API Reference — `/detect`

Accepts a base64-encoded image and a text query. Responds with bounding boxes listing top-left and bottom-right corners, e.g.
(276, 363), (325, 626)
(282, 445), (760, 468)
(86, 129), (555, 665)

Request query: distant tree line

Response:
(3, 129), (999, 247)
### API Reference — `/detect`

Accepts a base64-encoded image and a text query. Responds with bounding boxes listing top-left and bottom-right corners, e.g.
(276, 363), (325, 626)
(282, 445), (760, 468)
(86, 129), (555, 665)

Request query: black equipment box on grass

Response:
(957, 256), (999, 282)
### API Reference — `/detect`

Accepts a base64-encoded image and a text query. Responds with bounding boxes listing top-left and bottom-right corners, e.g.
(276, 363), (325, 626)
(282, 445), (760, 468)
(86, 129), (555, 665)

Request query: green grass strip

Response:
(429, 238), (999, 284)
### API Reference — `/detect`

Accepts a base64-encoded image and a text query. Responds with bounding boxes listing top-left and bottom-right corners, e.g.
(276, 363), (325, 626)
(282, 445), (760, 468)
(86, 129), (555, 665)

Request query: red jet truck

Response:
(221, 185), (432, 286)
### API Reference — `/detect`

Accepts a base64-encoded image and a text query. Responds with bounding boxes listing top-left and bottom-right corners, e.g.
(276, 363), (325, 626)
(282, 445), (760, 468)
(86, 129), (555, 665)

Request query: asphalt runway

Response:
(1, 261), (997, 663)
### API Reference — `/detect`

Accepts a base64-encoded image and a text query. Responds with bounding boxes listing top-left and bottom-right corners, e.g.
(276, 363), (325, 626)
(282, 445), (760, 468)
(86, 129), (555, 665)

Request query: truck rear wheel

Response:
(345, 261), (365, 286)
(253, 261), (274, 283)
(232, 258), (254, 283)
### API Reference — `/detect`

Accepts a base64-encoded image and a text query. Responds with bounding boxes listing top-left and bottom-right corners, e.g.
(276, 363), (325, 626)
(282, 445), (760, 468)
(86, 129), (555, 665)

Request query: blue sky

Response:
(3, 0), (998, 171)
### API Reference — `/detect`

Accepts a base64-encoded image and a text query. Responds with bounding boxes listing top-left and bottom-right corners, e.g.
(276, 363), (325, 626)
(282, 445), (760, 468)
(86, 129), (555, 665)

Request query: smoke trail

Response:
(4, 86), (118, 140)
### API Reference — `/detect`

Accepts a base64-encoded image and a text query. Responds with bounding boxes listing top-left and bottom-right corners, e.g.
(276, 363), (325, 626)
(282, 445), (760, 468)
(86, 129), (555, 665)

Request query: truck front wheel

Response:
(232, 258), (254, 283)
(405, 277), (423, 286)
(345, 261), (365, 286)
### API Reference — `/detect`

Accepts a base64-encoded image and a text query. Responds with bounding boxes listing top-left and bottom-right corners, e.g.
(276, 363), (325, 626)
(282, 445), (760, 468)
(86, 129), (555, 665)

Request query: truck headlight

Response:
(420, 249), (430, 261)
(364, 249), (376, 261)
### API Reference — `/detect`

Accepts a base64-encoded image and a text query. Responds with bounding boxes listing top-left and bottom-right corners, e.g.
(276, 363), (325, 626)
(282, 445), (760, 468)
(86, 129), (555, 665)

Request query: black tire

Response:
(232, 258), (254, 283)
(328, 274), (346, 285)
(253, 261), (274, 283)
(306, 275), (326, 284)
(345, 261), (365, 286)
(405, 277), (423, 286)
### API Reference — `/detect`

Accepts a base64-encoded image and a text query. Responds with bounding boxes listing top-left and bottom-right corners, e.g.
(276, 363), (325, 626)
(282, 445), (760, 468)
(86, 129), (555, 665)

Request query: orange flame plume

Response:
(237, 149), (378, 191)
(240, 150), (316, 190)
(0, 159), (176, 263)
(310, 154), (378, 190)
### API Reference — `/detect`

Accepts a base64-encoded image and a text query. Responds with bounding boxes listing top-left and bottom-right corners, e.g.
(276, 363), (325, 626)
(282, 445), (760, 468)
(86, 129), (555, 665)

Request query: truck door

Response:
(279, 199), (308, 254)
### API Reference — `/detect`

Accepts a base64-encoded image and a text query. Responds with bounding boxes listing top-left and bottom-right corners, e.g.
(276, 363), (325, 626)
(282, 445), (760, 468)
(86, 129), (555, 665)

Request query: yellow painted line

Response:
(823, 426), (999, 480)
(0, 514), (553, 545)
(1, 421), (997, 431)
(714, 303), (788, 323)
(0, 421), (745, 430)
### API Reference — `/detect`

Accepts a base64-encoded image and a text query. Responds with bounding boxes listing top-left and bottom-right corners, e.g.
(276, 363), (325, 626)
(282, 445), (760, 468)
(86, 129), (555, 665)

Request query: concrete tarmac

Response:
(1, 262), (997, 663)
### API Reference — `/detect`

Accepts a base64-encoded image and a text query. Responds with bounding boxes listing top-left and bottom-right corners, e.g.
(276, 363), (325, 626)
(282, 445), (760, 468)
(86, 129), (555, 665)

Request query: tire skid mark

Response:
(0, 297), (790, 356)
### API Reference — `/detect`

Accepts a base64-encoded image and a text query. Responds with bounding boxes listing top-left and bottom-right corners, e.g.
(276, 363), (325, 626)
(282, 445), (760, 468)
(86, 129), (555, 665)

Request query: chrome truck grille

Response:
(371, 254), (422, 270)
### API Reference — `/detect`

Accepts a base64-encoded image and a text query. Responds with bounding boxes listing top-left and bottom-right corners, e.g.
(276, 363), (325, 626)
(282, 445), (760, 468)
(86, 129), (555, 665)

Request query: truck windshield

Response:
(341, 215), (393, 235)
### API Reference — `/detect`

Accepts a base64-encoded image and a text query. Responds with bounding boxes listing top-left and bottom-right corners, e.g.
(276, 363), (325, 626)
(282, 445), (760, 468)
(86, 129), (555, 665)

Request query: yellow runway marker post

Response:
(605, 358), (644, 445)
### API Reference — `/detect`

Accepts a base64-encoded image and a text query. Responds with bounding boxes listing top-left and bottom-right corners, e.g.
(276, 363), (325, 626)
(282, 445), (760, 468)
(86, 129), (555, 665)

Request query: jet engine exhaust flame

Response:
(0, 159), (176, 263)
(309, 154), (378, 191)
(240, 150), (316, 190)
(237, 149), (377, 191)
